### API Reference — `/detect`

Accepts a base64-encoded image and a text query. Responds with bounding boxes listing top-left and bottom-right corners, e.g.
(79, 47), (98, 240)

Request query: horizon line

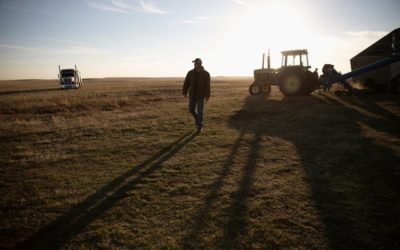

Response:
(0, 75), (253, 81)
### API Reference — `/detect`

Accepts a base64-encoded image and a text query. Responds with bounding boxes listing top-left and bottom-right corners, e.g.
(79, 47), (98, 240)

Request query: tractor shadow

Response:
(183, 92), (400, 248)
(17, 131), (197, 250)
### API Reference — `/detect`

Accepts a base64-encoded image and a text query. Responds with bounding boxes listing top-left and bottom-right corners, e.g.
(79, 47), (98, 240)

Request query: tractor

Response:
(249, 49), (320, 96)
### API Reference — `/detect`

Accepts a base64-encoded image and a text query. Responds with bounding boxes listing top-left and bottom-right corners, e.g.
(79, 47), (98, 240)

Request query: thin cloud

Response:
(0, 43), (109, 56)
(0, 4), (77, 17)
(116, 52), (159, 62)
(181, 20), (195, 24)
(86, 0), (167, 14)
(341, 30), (388, 55)
(63, 46), (109, 55)
(110, 0), (141, 12)
(86, 0), (131, 13)
(29, 37), (90, 45)
(344, 30), (387, 39)
(139, 0), (167, 14)
(308, 30), (389, 72)
(232, 0), (253, 7)
(0, 43), (38, 52)
(178, 16), (212, 25)
(196, 16), (211, 21)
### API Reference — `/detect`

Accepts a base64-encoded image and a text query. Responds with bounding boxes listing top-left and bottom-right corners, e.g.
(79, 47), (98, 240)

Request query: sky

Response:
(0, 0), (399, 80)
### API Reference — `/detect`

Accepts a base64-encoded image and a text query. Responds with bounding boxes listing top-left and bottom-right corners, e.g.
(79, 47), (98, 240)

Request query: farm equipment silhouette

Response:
(249, 49), (319, 96)
(249, 28), (400, 96)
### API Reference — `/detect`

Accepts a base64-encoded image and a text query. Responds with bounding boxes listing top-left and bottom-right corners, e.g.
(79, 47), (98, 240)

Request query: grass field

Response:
(1, 78), (399, 249)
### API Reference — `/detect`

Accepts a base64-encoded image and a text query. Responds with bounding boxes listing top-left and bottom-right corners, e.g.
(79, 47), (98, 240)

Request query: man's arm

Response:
(205, 72), (211, 100)
(183, 71), (191, 96)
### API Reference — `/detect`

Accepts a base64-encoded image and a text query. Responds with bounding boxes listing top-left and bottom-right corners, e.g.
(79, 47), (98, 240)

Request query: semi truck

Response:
(58, 65), (82, 89)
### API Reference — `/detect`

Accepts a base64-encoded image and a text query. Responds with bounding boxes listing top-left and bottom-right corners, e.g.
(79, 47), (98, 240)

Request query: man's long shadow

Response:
(181, 131), (246, 248)
(182, 92), (400, 248)
(181, 98), (265, 248)
(18, 131), (197, 250)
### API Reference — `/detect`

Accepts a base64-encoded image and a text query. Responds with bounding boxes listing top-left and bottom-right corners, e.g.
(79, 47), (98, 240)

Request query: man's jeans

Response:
(189, 97), (204, 129)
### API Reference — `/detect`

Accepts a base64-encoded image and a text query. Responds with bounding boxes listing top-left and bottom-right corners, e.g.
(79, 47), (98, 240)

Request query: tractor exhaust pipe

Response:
(262, 49), (271, 70)
(262, 53), (265, 69)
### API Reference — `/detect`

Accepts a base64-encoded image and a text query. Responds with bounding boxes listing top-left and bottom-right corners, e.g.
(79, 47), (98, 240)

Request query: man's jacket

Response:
(183, 67), (210, 99)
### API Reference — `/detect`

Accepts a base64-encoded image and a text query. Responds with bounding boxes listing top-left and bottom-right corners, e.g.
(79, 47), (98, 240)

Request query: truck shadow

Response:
(17, 131), (197, 250)
(0, 88), (61, 96)
(183, 92), (400, 248)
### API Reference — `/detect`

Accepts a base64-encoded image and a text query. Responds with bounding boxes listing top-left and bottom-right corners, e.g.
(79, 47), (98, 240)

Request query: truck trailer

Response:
(350, 28), (400, 93)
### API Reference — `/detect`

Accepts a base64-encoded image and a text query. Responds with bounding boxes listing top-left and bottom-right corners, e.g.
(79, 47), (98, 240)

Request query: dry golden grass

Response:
(0, 78), (399, 249)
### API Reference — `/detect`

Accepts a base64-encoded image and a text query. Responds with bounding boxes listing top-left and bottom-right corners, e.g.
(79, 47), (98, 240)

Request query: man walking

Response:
(183, 58), (211, 133)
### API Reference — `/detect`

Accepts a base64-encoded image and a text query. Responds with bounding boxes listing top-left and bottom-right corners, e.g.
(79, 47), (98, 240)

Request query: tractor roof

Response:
(60, 69), (76, 72)
(281, 49), (308, 56)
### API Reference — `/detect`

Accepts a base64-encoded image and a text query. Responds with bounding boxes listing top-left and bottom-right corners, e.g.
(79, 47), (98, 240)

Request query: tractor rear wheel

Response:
(249, 83), (261, 95)
(279, 73), (304, 96)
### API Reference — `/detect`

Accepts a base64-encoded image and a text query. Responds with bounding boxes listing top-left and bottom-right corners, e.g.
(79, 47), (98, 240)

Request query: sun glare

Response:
(213, 2), (314, 73)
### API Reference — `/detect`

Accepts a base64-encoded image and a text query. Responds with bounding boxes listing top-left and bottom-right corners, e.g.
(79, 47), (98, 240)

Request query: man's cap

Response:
(192, 58), (202, 63)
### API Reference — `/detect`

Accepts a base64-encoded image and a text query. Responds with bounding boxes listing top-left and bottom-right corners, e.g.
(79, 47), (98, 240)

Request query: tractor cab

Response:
(281, 49), (311, 69)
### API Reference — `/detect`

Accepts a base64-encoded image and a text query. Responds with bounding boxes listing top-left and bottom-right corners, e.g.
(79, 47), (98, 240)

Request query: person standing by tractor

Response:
(183, 58), (211, 133)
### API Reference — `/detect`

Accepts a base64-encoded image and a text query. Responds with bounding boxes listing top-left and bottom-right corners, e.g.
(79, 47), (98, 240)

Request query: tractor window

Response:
(302, 54), (310, 67)
(286, 55), (301, 66)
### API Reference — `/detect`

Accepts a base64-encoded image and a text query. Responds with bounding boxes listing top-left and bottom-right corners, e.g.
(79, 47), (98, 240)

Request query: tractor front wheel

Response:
(249, 83), (261, 95)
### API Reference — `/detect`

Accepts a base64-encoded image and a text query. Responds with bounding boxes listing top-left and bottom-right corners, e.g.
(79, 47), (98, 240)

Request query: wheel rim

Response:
(261, 85), (271, 93)
(282, 75), (302, 94)
(251, 85), (260, 94)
